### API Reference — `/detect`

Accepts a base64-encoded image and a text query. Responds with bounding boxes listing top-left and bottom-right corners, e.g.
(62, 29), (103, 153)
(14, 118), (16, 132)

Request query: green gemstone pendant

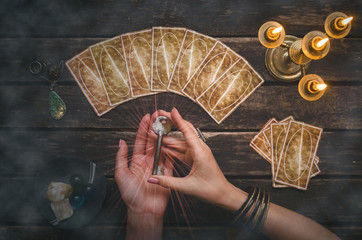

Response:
(49, 90), (66, 120)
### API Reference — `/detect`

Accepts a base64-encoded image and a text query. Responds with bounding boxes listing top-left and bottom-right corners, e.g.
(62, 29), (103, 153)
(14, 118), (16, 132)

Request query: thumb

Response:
(148, 175), (188, 193)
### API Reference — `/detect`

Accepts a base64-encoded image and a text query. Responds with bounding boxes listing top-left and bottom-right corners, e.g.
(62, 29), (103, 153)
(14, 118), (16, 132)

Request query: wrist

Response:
(127, 208), (164, 224)
(126, 209), (164, 240)
(219, 183), (247, 212)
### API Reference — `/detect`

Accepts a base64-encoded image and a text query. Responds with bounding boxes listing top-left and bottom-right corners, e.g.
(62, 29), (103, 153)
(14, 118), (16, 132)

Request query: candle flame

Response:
(316, 83), (327, 91)
(272, 27), (283, 34)
(316, 38), (329, 48)
(341, 16), (353, 26)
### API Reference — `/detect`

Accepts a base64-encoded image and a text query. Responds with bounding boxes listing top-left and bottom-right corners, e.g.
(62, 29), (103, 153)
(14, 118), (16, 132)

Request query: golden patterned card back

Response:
(310, 158), (321, 178)
(275, 121), (323, 190)
(122, 29), (154, 97)
(168, 30), (217, 95)
(250, 118), (277, 163)
(197, 59), (264, 124)
(271, 123), (290, 188)
(151, 27), (186, 91)
(66, 49), (114, 116)
(264, 116), (294, 146)
(182, 41), (240, 101)
(90, 36), (132, 106)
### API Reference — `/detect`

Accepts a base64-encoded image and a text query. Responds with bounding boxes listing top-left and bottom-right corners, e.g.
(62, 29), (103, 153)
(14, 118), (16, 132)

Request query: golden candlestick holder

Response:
(259, 12), (352, 100)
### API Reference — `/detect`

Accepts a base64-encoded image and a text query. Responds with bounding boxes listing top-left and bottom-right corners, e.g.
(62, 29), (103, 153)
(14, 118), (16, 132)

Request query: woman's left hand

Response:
(115, 111), (177, 240)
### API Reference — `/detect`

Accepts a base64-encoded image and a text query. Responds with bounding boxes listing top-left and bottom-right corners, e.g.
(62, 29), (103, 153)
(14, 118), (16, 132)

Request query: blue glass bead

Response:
(69, 193), (85, 210)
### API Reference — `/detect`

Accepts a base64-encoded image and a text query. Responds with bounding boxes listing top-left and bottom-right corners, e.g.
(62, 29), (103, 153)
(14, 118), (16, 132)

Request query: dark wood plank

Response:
(1, 226), (361, 240)
(0, 38), (361, 83)
(0, 85), (361, 130)
(1, 178), (362, 226)
(0, 131), (361, 177)
(0, 0), (360, 38)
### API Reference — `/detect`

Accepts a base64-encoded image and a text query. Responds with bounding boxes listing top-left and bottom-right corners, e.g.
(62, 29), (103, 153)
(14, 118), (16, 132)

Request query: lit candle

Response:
(311, 37), (329, 51)
(298, 74), (327, 101)
(325, 12), (352, 39)
(258, 21), (285, 48)
(309, 81), (327, 93)
(335, 16), (353, 31)
(340, 16), (353, 26)
(266, 26), (283, 41)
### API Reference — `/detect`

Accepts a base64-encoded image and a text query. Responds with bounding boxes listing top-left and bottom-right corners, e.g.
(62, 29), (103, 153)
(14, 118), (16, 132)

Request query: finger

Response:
(115, 139), (130, 182)
(162, 146), (189, 164)
(133, 114), (151, 156)
(171, 108), (201, 147)
(185, 120), (199, 137)
(162, 136), (188, 152)
(158, 109), (171, 118)
(147, 175), (189, 194)
(155, 111), (200, 146)
(163, 155), (174, 177)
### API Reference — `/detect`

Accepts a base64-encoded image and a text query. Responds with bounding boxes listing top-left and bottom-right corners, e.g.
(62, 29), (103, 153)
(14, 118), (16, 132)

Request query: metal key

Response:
(152, 116), (172, 175)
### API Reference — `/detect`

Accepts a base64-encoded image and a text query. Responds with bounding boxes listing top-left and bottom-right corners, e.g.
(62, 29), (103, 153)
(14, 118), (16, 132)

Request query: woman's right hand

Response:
(147, 108), (247, 212)
(148, 108), (341, 240)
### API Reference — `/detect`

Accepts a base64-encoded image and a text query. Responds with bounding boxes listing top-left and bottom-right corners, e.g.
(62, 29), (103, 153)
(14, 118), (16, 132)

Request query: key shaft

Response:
(152, 132), (163, 175)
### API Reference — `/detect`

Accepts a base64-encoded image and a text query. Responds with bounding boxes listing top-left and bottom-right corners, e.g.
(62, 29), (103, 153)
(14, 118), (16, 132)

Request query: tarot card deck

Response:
(66, 27), (264, 124)
(251, 117), (323, 190)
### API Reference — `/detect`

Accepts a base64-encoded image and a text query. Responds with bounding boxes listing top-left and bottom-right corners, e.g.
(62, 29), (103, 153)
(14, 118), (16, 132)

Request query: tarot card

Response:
(275, 121), (323, 190)
(168, 30), (217, 96)
(263, 116), (294, 147)
(121, 29), (155, 97)
(151, 27), (186, 91)
(270, 123), (290, 188)
(196, 58), (264, 124)
(264, 116), (319, 178)
(90, 36), (132, 106)
(66, 49), (114, 116)
(182, 41), (240, 101)
(250, 118), (277, 163)
(310, 159), (321, 178)
(262, 127), (272, 148)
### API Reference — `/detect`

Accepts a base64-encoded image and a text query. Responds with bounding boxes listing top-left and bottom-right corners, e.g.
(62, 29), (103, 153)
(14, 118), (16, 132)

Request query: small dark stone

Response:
(69, 174), (84, 191)
(82, 183), (96, 198)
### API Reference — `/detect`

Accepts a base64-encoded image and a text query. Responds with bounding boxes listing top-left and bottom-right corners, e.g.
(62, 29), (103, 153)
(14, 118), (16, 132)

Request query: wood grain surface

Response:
(0, 0), (360, 38)
(0, 38), (361, 83)
(0, 0), (361, 239)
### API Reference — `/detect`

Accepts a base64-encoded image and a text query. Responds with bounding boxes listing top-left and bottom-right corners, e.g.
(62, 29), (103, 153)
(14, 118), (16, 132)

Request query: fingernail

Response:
(119, 139), (123, 148)
(147, 177), (159, 184)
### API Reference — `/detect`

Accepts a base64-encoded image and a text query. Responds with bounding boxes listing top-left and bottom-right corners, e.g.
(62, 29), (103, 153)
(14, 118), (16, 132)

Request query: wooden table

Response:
(1, 0), (361, 239)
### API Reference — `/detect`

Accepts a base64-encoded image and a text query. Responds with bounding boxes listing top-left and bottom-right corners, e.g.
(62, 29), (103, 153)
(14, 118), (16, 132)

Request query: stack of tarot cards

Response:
(66, 27), (264, 124)
(250, 117), (323, 190)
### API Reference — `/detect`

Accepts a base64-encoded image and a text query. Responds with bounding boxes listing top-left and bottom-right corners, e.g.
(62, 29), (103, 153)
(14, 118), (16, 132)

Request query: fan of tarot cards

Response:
(250, 116), (323, 191)
(66, 27), (264, 124)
